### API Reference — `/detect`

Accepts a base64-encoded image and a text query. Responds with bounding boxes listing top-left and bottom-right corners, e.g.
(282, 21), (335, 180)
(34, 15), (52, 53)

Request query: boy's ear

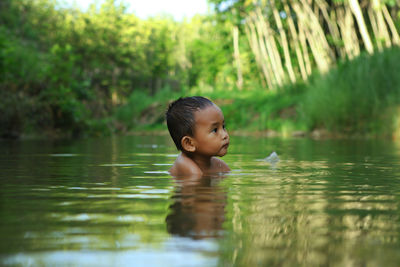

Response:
(181, 136), (196, 152)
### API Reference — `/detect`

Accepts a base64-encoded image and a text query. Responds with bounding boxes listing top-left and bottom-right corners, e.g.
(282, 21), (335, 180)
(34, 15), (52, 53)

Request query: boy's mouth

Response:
(222, 142), (230, 149)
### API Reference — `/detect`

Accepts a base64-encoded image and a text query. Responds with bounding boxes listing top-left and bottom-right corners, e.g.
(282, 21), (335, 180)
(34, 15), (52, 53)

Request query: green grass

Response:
(202, 86), (307, 134)
(112, 47), (400, 138)
(118, 47), (400, 138)
(113, 87), (183, 132)
(113, 83), (307, 136)
(300, 46), (400, 137)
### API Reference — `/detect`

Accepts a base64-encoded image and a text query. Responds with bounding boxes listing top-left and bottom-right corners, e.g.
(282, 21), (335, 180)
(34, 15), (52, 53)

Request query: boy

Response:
(166, 96), (230, 176)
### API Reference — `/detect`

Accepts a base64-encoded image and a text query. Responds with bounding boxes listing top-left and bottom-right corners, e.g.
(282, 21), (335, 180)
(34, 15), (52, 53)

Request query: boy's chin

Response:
(217, 150), (228, 157)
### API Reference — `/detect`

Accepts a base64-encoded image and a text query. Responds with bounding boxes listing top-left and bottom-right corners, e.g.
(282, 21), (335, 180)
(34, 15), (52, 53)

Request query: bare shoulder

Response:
(169, 153), (202, 177)
(211, 157), (230, 173)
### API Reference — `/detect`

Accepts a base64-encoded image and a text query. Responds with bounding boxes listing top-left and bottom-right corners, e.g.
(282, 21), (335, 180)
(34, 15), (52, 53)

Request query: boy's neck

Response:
(183, 152), (212, 172)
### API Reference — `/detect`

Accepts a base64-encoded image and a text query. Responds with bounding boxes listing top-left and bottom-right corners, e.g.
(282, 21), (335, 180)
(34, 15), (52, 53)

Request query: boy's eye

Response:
(212, 128), (218, 133)
(223, 124), (226, 129)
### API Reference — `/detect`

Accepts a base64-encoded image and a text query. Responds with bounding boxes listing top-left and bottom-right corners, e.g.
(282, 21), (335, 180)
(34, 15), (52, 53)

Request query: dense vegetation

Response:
(1, 0), (400, 139)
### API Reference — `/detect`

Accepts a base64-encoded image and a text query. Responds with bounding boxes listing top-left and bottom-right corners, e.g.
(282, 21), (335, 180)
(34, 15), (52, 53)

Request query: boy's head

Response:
(166, 96), (214, 151)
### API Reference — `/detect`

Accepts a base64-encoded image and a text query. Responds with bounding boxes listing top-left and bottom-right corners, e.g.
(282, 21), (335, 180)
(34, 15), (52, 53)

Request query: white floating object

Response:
(264, 151), (279, 164)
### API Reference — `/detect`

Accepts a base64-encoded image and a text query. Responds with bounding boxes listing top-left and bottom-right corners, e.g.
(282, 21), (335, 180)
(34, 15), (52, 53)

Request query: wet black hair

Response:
(165, 96), (214, 151)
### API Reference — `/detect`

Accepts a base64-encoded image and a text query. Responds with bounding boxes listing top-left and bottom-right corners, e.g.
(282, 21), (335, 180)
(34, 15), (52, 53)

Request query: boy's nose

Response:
(222, 130), (229, 140)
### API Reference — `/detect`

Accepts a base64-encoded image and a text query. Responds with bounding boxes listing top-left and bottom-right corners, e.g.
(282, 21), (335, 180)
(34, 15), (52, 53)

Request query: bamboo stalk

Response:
(244, 25), (268, 88)
(336, 7), (349, 58)
(330, 7), (346, 58)
(316, 0), (343, 58)
(381, 3), (400, 45)
(271, 0), (296, 83)
(372, 0), (392, 47)
(253, 18), (276, 86)
(294, 1), (330, 72)
(347, 6), (361, 57)
(232, 25), (243, 90)
(368, 6), (383, 50)
(348, 0), (374, 54)
(337, 5), (360, 59)
(300, 0), (334, 63)
(283, 1), (308, 80)
(245, 19), (273, 89)
(264, 11), (286, 83)
(297, 19), (312, 75)
(255, 8), (283, 86)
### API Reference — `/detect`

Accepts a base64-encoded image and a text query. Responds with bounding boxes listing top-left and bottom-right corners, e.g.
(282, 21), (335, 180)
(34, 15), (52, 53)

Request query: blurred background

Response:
(1, 0), (400, 139)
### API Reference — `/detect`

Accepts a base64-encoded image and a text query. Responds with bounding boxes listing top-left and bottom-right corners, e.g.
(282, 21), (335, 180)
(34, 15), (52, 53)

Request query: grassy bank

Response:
(3, 47), (400, 139)
(2, 0), (400, 140)
(112, 47), (400, 139)
(112, 85), (306, 136)
(301, 47), (400, 138)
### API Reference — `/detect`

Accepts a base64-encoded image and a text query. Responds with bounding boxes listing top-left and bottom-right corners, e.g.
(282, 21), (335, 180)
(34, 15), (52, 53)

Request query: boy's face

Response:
(191, 104), (229, 157)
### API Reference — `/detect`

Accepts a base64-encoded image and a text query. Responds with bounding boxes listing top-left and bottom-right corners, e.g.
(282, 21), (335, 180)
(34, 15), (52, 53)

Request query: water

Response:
(1, 135), (400, 266)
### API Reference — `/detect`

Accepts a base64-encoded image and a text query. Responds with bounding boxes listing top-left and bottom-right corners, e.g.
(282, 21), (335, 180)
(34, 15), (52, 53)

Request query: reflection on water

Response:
(1, 136), (400, 266)
(166, 176), (226, 239)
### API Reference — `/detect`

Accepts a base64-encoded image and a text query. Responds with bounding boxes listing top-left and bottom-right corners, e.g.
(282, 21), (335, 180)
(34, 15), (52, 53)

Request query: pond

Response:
(1, 135), (400, 266)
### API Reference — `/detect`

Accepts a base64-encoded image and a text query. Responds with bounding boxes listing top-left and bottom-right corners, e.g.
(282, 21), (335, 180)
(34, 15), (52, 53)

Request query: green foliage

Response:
(113, 84), (306, 136)
(0, 25), (43, 136)
(114, 87), (182, 131)
(0, 0), (228, 137)
(187, 16), (233, 87)
(301, 47), (400, 136)
(189, 84), (307, 134)
(1, 0), (400, 139)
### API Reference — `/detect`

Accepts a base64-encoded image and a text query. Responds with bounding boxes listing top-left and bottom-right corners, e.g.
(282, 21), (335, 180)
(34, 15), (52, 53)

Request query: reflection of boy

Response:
(166, 176), (226, 239)
(166, 96), (230, 176)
